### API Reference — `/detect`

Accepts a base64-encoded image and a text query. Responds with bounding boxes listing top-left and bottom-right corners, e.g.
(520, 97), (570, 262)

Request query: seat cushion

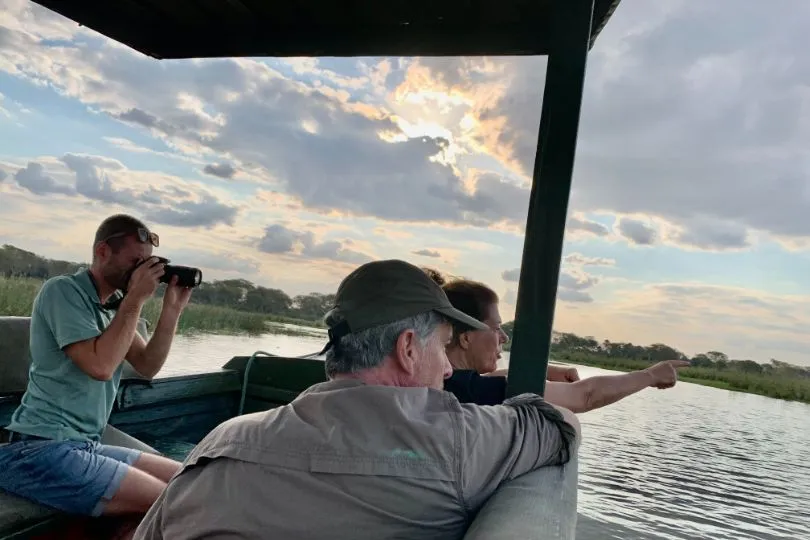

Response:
(0, 317), (33, 395)
(0, 488), (60, 538)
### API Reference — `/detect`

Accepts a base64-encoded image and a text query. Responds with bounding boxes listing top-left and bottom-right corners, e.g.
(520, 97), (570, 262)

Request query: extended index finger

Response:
(669, 360), (692, 368)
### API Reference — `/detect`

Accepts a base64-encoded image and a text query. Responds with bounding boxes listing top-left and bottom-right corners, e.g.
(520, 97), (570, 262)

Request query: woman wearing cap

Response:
(423, 268), (690, 412)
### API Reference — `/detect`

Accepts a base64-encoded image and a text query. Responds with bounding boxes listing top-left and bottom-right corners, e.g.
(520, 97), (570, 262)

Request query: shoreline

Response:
(554, 355), (810, 405)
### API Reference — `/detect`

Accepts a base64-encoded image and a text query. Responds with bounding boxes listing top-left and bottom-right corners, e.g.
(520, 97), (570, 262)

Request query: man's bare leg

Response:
(132, 452), (183, 483)
(103, 467), (166, 515)
(101, 457), (178, 539)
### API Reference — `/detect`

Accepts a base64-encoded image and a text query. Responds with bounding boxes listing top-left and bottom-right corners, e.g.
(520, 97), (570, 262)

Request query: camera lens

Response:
(161, 265), (203, 288)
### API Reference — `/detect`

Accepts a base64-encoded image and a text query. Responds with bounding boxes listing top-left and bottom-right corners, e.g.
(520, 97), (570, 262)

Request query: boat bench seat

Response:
(0, 315), (158, 539)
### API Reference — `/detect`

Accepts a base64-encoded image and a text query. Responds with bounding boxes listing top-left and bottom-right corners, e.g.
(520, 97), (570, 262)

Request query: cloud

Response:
(669, 218), (751, 251)
(454, 172), (530, 226)
(557, 269), (599, 303)
(617, 217), (657, 246)
(103, 136), (203, 166)
(557, 289), (595, 303)
(0, 10), (540, 230)
(563, 253), (616, 267)
(203, 163), (236, 179)
(0, 169), (7, 182)
(258, 224), (372, 264)
(412, 249), (441, 258)
(501, 265), (598, 303)
(503, 288), (516, 305)
(13, 162), (74, 196)
(502, 268), (520, 282)
(258, 224), (299, 254)
(596, 281), (810, 363)
(403, 2), (810, 248)
(163, 248), (261, 276)
(60, 153), (140, 205)
(15, 1), (803, 246)
(0, 92), (10, 119)
(59, 153), (238, 228)
(143, 195), (238, 229)
(568, 216), (610, 237)
(10, 154), (239, 229)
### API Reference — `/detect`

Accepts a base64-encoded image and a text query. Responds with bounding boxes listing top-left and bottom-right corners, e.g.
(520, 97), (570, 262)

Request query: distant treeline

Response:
(502, 322), (810, 402)
(0, 244), (331, 325)
(4, 244), (809, 390)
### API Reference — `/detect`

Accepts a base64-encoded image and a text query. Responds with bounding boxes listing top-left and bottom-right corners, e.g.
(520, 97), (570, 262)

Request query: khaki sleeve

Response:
(132, 488), (167, 540)
(458, 393), (579, 510)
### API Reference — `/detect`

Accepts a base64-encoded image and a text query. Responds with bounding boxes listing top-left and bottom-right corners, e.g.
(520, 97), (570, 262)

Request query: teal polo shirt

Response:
(6, 269), (125, 442)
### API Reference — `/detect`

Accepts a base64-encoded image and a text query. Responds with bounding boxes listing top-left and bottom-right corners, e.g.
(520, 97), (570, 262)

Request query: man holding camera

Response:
(0, 214), (191, 528)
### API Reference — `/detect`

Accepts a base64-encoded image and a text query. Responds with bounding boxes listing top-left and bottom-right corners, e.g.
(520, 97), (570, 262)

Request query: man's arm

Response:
(45, 282), (146, 381)
(543, 360), (691, 413)
(459, 394), (580, 510)
(127, 275), (192, 379)
(126, 307), (182, 379)
(61, 258), (165, 381)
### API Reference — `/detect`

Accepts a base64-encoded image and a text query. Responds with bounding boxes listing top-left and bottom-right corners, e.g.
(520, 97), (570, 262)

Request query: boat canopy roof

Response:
(32, 0), (621, 59)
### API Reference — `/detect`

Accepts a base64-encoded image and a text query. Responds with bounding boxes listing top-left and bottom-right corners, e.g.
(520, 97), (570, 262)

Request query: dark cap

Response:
(94, 214), (149, 244)
(323, 260), (490, 351)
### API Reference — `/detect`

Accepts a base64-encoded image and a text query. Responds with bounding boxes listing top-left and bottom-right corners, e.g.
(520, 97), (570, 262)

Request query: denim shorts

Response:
(0, 436), (143, 516)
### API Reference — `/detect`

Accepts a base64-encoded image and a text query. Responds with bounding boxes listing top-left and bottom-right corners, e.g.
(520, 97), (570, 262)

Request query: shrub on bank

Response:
(141, 299), (269, 335)
(0, 276), (38, 316)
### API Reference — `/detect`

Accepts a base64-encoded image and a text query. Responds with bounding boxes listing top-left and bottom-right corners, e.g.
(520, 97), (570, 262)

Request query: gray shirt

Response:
(134, 378), (578, 540)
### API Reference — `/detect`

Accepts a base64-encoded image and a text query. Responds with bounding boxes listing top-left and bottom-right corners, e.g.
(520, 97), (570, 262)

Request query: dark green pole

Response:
(506, 0), (595, 398)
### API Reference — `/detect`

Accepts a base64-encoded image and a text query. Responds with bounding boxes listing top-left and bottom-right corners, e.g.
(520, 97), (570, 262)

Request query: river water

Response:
(159, 330), (810, 540)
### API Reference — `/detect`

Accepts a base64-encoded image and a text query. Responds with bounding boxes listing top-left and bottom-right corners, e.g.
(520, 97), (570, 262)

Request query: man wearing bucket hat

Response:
(134, 259), (580, 540)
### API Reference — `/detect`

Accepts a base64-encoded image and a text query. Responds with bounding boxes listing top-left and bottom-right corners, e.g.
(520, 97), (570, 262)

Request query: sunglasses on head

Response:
(103, 227), (159, 247)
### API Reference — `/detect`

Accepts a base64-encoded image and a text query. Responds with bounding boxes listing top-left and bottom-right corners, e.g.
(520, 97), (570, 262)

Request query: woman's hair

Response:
(421, 266), (447, 286)
(421, 267), (498, 342)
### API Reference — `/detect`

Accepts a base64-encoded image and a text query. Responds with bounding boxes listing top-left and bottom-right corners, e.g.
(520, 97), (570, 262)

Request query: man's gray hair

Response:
(323, 309), (445, 378)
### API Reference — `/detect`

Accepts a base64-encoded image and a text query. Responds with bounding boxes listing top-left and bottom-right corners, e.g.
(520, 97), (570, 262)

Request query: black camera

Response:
(153, 256), (203, 288)
(131, 256), (202, 289)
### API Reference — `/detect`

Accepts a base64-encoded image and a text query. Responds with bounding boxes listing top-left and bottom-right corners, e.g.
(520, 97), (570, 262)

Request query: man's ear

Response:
(393, 329), (419, 376)
(93, 241), (108, 261)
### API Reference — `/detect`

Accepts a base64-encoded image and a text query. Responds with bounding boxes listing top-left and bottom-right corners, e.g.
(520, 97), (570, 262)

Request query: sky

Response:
(0, 0), (809, 366)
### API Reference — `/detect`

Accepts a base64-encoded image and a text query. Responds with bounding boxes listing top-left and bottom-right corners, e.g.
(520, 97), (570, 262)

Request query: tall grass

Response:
(0, 275), (271, 336)
(0, 276), (38, 315)
(141, 298), (268, 335)
(554, 351), (810, 404)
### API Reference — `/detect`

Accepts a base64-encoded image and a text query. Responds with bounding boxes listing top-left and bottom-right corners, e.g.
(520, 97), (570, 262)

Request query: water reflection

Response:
(160, 332), (810, 540)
